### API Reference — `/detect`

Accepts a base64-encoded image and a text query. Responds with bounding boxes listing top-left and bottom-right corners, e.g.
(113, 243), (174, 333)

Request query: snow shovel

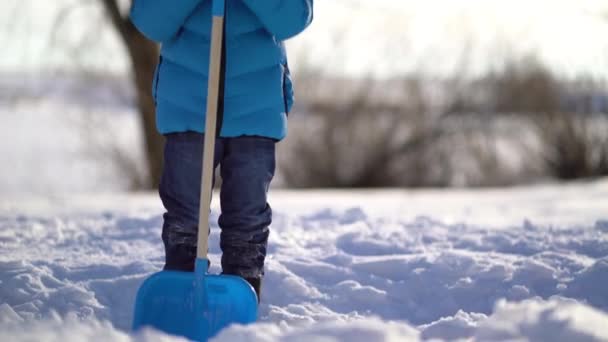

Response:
(131, 0), (258, 340)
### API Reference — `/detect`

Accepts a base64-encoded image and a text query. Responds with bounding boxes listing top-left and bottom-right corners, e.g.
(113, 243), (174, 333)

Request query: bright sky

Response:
(1, 0), (608, 79)
(290, 0), (608, 79)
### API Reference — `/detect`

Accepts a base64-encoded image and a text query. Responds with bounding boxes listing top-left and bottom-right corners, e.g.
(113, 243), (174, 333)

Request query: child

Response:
(130, 0), (313, 300)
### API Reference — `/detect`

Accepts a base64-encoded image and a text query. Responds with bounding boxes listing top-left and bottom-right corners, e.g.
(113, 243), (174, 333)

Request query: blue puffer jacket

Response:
(130, 0), (313, 140)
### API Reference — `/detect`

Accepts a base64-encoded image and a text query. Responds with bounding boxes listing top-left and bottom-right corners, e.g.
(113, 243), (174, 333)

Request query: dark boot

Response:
(245, 277), (262, 303)
(163, 243), (196, 272)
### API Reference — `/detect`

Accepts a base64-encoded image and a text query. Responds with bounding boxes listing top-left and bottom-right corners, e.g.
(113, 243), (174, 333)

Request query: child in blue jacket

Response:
(130, 0), (313, 300)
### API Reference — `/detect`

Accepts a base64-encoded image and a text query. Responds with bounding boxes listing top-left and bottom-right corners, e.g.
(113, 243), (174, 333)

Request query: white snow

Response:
(1, 182), (607, 341)
(475, 298), (608, 341)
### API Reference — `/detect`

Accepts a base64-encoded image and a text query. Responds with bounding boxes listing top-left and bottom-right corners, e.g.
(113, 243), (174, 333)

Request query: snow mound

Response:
(0, 311), (184, 342)
(476, 298), (608, 341)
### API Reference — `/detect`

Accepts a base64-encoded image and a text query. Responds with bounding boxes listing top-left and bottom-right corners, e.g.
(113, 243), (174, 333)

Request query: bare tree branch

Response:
(99, 0), (127, 37)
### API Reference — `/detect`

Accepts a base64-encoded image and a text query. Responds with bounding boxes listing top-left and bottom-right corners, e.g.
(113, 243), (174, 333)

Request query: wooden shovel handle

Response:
(198, 0), (225, 261)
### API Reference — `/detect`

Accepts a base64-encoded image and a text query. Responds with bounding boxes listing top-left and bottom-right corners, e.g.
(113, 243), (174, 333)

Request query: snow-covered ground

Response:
(1, 182), (607, 341)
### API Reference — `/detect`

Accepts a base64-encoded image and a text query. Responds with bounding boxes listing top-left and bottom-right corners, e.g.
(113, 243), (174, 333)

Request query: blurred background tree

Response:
(98, 0), (162, 190)
(280, 56), (608, 188)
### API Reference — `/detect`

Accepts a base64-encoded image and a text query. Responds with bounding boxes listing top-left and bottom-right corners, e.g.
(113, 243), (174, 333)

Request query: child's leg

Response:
(218, 136), (276, 280)
(159, 132), (223, 271)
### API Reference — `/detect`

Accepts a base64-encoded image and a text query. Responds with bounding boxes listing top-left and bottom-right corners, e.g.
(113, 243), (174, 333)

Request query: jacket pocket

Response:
(281, 62), (294, 115)
(152, 55), (163, 104)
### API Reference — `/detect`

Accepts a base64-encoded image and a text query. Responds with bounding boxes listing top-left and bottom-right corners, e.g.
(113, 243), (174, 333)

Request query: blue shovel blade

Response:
(132, 259), (258, 341)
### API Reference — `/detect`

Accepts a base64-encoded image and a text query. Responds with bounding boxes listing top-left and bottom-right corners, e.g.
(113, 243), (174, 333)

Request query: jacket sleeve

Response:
(130, 0), (203, 42)
(241, 0), (313, 41)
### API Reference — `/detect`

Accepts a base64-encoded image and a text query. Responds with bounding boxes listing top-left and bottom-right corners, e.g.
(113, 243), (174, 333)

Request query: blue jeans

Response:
(159, 132), (275, 279)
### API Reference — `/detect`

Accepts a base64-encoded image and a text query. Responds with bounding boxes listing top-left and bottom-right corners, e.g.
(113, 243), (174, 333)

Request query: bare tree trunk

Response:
(100, 0), (163, 190)
(125, 31), (163, 190)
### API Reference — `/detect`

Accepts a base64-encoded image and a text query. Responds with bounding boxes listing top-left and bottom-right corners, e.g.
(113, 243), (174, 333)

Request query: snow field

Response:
(1, 184), (607, 341)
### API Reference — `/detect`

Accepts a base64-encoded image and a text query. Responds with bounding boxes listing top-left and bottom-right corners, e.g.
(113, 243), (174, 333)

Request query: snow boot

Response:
(245, 277), (262, 303)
